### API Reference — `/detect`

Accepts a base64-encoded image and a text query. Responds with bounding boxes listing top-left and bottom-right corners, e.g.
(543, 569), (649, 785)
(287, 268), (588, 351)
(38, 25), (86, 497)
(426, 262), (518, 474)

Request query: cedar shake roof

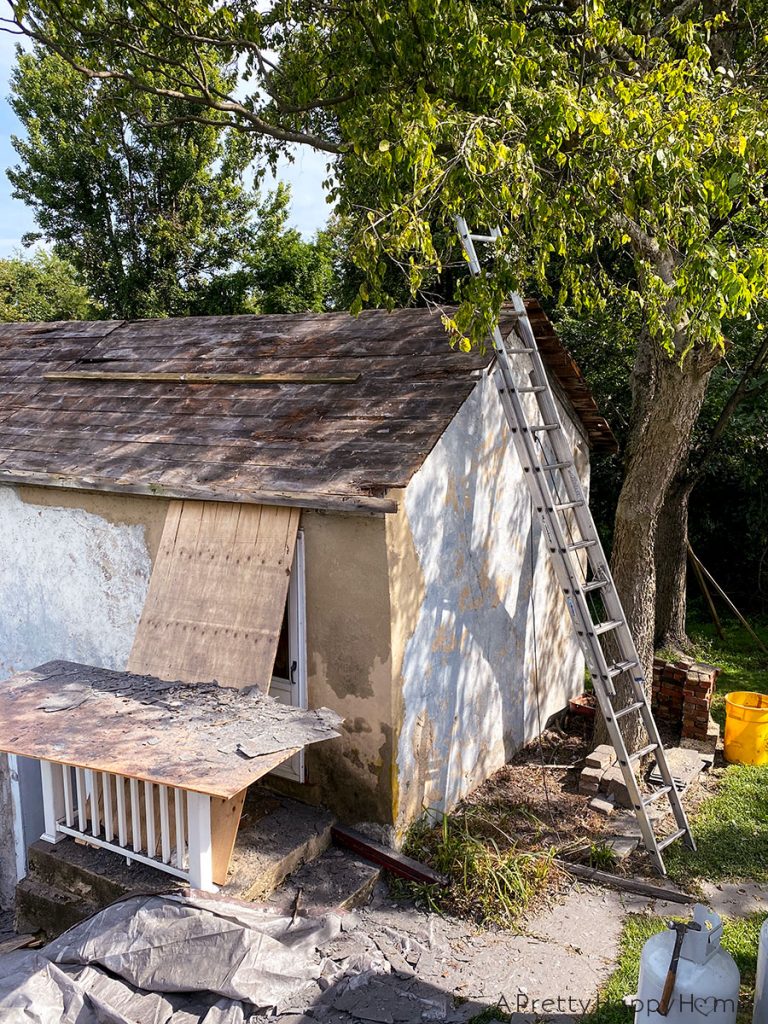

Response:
(0, 302), (616, 514)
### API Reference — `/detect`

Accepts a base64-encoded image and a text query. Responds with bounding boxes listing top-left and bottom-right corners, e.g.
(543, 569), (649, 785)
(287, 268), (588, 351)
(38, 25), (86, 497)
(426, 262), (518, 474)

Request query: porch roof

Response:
(0, 661), (342, 799)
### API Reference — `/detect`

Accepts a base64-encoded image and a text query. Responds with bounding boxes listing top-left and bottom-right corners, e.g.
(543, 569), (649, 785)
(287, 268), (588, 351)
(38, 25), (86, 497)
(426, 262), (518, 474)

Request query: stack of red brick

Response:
(651, 657), (720, 741)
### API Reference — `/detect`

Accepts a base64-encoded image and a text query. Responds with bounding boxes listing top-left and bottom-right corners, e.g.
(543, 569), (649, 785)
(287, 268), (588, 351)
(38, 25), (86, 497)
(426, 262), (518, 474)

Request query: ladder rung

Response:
(593, 618), (623, 635)
(608, 659), (638, 678)
(517, 386), (547, 394)
(469, 233), (499, 242)
(628, 742), (658, 762)
(542, 460), (571, 471)
(643, 785), (672, 807)
(657, 827), (687, 852)
(567, 540), (596, 552)
(530, 423), (559, 432)
(614, 700), (645, 720)
(505, 348), (534, 355)
(554, 500), (585, 511)
(582, 577), (607, 592)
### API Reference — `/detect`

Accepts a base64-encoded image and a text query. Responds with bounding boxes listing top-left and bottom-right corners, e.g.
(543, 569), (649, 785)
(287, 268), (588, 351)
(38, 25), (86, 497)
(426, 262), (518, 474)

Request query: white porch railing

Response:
(39, 760), (215, 891)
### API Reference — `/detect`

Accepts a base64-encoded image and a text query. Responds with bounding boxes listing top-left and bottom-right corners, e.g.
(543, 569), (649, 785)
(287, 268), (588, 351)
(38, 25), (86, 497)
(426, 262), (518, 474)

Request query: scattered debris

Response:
(0, 660), (343, 797)
(649, 747), (709, 790)
(589, 795), (616, 816)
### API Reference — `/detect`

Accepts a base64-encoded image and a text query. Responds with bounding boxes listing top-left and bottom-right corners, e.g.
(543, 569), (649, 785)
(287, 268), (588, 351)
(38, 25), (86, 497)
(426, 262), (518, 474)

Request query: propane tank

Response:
(632, 905), (739, 1024)
(753, 916), (768, 1023)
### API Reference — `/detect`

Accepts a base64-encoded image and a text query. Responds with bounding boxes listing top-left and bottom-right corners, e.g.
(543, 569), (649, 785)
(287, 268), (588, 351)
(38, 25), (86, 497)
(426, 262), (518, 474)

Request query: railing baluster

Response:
(102, 773), (113, 842)
(174, 788), (186, 868)
(62, 766), (74, 828)
(129, 778), (142, 853)
(87, 770), (100, 837)
(145, 782), (156, 857)
(116, 777), (128, 847)
(75, 768), (87, 831)
(159, 785), (171, 864)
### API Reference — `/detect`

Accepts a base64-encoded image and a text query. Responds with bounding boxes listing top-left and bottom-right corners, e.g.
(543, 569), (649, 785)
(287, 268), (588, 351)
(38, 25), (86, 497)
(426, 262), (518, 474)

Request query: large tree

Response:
(8, 42), (260, 318)
(4, 0), (768, 747)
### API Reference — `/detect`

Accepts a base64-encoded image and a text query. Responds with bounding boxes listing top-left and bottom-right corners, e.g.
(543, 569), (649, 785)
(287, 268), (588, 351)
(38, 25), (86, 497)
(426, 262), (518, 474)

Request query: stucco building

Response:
(0, 304), (615, 904)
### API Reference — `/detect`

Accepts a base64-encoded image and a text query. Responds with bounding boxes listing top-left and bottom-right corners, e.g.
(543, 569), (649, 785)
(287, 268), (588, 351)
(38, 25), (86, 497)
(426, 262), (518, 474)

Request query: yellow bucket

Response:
(724, 691), (768, 765)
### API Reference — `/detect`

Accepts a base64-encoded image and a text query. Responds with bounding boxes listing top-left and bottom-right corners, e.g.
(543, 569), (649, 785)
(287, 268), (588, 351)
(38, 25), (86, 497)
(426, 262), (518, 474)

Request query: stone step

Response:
(17, 789), (335, 938)
(268, 847), (382, 913)
(15, 875), (99, 938)
(223, 790), (336, 901)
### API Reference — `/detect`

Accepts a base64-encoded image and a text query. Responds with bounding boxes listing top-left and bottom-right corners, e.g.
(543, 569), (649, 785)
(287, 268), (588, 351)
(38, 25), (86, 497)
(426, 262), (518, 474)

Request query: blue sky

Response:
(0, 31), (332, 259)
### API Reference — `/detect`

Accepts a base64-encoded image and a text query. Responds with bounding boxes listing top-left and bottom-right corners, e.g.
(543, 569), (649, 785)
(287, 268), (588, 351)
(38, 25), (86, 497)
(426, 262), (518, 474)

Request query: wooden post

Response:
(687, 544), (725, 641)
(40, 761), (65, 844)
(187, 791), (214, 892)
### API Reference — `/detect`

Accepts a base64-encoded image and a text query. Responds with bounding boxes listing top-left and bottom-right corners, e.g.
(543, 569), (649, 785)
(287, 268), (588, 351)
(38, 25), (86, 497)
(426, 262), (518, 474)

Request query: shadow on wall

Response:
(396, 374), (584, 824)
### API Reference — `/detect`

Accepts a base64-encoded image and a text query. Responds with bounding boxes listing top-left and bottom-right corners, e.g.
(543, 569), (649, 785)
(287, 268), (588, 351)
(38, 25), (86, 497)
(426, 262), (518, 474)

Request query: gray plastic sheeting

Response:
(0, 893), (342, 1023)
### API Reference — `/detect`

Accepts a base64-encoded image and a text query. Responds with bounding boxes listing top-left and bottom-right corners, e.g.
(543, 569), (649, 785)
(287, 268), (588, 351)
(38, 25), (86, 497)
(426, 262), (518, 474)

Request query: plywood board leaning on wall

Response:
(127, 499), (300, 691)
(127, 498), (301, 882)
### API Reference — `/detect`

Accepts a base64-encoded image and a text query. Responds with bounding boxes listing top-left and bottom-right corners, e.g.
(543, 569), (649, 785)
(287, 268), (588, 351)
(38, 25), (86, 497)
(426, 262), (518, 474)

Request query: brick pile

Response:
(651, 657), (720, 741)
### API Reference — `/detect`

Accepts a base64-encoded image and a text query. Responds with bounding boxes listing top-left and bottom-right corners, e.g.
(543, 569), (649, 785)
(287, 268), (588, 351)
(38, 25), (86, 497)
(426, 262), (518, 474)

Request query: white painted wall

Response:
(395, 368), (590, 822)
(0, 485), (153, 905)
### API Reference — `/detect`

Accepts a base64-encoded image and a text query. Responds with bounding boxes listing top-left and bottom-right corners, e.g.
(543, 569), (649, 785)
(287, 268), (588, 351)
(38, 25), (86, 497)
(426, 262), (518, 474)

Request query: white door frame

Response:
(270, 530), (308, 782)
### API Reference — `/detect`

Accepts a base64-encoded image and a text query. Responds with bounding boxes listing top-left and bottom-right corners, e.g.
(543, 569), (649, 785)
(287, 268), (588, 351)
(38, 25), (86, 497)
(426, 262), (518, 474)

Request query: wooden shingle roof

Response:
(0, 304), (616, 514)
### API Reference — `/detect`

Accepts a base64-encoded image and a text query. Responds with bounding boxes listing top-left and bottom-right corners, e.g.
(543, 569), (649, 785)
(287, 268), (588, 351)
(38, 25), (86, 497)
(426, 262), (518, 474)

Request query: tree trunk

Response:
(654, 472), (695, 651)
(592, 329), (720, 750)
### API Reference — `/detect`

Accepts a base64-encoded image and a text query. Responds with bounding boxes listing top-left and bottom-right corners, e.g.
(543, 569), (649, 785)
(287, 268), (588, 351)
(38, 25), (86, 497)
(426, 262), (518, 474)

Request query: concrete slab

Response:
(223, 791), (335, 901)
(268, 847), (381, 913)
(699, 881), (768, 919)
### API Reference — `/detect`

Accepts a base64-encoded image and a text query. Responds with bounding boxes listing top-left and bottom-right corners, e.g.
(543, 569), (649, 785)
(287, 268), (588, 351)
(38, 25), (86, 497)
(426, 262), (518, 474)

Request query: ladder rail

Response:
(455, 217), (696, 874)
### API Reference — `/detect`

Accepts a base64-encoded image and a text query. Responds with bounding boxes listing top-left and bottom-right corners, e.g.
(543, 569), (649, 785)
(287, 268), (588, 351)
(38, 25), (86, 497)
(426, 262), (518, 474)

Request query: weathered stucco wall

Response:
(390, 370), (590, 831)
(0, 484), (164, 905)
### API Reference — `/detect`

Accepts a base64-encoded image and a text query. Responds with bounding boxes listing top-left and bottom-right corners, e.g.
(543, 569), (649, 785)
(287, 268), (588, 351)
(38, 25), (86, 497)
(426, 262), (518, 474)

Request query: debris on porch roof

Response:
(0, 660), (342, 798)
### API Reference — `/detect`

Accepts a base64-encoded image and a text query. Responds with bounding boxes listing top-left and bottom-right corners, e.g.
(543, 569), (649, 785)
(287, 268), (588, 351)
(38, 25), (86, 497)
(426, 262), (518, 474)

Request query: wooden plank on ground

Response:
(331, 825), (449, 886)
(127, 500), (300, 691)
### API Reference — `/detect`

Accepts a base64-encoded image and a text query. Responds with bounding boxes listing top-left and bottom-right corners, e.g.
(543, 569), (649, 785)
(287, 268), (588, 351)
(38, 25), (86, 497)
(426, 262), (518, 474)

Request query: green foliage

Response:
(8, 2), (768, 353)
(247, 186), (336, 314)
(0, 251), (97, 321)
(580, 912), (764, 1024)
(395, 808), (554, 929)
(8, 41), (260, 318)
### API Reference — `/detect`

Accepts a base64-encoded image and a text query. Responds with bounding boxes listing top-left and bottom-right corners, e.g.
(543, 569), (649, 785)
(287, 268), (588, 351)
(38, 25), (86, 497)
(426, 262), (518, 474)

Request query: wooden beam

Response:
(43, 371), (360, 385)
(553, 859), (695, 903)
(331, 825), (449, 886)
(0, 468), (398, 515)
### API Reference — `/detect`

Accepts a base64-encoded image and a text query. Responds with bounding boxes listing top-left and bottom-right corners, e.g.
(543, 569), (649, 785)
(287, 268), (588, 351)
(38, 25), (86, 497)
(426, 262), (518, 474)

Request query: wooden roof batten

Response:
(0, 305), (617, 514)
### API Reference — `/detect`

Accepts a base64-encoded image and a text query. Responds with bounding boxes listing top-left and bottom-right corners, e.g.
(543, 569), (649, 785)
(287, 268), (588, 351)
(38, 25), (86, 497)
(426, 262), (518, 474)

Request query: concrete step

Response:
(223, 790), (336, 901)
(268, 847), (382, 914)
(17, 790), (336, 937)
(15, 874), (99, 938)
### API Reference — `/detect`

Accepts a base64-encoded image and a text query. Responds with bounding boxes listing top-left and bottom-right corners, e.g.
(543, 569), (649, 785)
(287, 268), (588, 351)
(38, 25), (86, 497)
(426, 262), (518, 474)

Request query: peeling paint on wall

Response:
(0, 484), (153, 905)
(393, 370), (589, 827)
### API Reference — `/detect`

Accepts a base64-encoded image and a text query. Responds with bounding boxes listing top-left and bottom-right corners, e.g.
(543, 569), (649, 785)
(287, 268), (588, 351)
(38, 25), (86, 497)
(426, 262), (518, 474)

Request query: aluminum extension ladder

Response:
(456, 217), (696, 874)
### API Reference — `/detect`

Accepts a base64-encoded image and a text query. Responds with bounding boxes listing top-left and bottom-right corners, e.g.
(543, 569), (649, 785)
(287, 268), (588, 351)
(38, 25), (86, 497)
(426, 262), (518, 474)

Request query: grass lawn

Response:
(662, 617), (768, 886)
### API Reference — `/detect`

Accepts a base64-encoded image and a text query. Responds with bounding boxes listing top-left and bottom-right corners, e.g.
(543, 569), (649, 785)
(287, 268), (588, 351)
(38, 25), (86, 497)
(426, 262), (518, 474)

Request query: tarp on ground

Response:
(0, 893), (342, 1024)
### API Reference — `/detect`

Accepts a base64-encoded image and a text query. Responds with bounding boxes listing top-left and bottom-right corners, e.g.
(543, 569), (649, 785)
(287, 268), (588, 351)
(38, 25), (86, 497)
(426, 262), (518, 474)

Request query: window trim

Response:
(270, 530), (307, 782)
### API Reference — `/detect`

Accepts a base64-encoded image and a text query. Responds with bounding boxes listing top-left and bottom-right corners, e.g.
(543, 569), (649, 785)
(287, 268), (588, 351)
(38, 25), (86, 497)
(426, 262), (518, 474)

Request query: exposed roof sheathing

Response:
(0, 304), (616, 513)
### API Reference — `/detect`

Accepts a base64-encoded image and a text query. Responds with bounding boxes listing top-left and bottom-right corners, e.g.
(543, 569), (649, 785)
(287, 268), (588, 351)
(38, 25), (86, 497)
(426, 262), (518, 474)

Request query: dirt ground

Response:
(458, 709), (719, 882)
